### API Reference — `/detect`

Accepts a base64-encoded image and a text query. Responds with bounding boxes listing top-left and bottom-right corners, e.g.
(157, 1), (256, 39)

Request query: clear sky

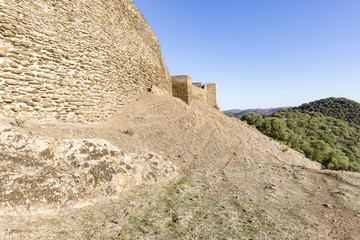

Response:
(133, 0), (360, 110)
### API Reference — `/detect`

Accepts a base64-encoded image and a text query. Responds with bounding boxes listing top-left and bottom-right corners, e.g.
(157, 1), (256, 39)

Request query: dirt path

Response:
(304, 170), (360, 239)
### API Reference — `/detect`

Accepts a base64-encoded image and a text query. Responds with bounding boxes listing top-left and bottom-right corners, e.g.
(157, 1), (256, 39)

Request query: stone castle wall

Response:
(172, 75), (218, 107)
(192, 84), (207, 103)
(204, 84), (218, 107)
(171, 75), (192, 104)
(0, 0), (171, 122)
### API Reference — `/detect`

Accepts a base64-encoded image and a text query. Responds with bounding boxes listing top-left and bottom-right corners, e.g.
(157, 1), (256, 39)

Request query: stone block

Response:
(5, 80), (20, 85)
(16, 95), (32, 103)
(10, 68), (22, 74)
(192, 82), (202, 88)
(3, 98), (14, 103)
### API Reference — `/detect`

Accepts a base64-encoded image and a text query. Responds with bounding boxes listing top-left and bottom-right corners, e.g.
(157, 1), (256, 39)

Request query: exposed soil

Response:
(0, 88), (359, 239)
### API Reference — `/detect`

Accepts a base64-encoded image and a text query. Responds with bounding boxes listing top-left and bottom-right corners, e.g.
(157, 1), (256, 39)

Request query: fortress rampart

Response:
(0, 0), (171, 122)
(0, 0), (217, 122)
(172, 75), (218, 107)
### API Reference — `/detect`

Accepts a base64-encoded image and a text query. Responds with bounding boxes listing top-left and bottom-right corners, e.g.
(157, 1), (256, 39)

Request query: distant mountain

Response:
(292, 97), (360, 125)
(224, 107), (293, 118)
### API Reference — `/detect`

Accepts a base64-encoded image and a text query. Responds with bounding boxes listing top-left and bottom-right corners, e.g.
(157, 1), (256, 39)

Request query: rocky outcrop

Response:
(0, 0), (171, 122)
(0, 124), (177, 212)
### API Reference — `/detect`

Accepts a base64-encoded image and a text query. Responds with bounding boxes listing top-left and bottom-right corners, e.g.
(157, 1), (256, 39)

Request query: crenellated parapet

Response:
(171, 75), (218, 108)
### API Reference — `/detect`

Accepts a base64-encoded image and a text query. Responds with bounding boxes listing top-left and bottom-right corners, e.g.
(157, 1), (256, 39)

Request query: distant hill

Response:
(293, 97), (360, 125)
(241, 110), (360, 172)
(223, 107), (293, 118)
(240, 98), (360, 172)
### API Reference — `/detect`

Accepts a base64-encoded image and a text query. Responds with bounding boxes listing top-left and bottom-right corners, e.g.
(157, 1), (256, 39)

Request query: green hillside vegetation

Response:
(294, 97), (360, 125)
(241, 110), (360, 172)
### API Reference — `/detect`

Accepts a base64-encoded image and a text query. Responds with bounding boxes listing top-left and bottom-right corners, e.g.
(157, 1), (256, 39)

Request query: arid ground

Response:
(1, 89), (360, 239)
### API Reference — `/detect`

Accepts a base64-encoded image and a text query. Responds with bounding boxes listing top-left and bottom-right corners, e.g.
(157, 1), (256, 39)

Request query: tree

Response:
(241, 113), (263, 127)
(323, 151), (349, 170)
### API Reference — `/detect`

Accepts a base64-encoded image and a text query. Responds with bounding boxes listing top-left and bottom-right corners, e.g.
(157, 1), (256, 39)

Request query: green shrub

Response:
(90, 170), (101, 187)
(282, 146), (289, 152)
(14, 116), (26, 127)
(124, 129), (135, 136)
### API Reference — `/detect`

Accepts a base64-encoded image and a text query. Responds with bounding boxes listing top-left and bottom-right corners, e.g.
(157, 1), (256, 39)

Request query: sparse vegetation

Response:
(282, 146), (289, 152)
(82, 212), (97, 222)
(124, 129), (135, 136)
(90, 169), (101, 187)
(113, 173), (308, 240)
(14, 116), (26, 127)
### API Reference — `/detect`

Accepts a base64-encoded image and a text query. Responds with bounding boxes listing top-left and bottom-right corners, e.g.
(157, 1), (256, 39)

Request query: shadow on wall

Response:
(171, 75), (218, 108)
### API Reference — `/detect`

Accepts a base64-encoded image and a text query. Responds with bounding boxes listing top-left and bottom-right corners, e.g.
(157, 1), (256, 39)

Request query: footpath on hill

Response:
(0, 88), (360, 239)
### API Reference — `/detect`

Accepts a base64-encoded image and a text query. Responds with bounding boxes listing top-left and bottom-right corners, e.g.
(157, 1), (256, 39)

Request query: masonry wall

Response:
(205, 84), (218, 107)
(0, 0), (171, 122)
(172, 76), (218, 109)
(171, 75), (192, 104)
(192, 84), (207, 103)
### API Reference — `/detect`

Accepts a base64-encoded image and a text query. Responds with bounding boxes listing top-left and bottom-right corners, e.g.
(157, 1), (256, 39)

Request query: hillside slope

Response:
(241, 110), (360, 172)
(0, 90), (360, 239)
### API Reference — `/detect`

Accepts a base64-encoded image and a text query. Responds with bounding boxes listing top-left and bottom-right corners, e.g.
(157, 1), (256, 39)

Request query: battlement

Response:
(172, 75), (218, 107)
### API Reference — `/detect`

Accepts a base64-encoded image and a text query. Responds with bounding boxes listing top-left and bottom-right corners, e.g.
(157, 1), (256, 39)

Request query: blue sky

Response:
(133, 0), (360, 110)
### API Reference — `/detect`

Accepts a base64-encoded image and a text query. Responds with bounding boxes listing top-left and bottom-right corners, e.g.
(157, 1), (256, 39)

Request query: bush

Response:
(323, 150), (349, 170)
(14, 116), (26, 128)
(124, 129), (135, 136)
